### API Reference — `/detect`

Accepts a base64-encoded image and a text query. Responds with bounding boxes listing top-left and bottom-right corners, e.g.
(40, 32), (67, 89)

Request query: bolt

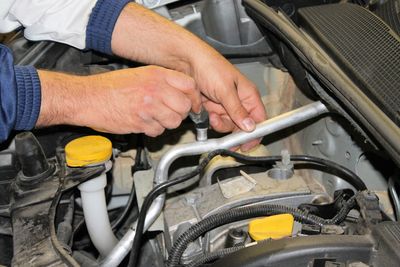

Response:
(185, 193), (201, 205)
(281, 150), (290, 166)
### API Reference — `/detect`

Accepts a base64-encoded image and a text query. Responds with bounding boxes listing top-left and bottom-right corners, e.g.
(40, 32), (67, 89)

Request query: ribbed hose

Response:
(167, 197), (356, 267)
(331, 196), (356, 224)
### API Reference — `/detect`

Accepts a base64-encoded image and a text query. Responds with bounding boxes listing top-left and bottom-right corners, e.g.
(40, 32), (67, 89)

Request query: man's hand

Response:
(190, 48), (266, 134)
(188, 48), (266, 151)
(111, 3), (267, 150)
(37, 66), (201, 137)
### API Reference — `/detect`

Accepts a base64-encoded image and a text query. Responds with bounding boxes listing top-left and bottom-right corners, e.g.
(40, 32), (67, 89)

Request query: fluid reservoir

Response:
(65, 135), (118, 256)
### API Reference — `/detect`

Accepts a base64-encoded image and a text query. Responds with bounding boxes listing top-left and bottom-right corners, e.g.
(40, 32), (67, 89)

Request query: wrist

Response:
(36, 70), (88, 127)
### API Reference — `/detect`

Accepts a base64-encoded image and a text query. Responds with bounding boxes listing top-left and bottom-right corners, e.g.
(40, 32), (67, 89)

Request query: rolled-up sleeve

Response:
(86, 0), (132, 55)
(0, 44), (41, 142)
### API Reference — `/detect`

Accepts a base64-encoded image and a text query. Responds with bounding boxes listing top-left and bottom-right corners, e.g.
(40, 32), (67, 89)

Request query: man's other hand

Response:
(37, 66), (201, 137)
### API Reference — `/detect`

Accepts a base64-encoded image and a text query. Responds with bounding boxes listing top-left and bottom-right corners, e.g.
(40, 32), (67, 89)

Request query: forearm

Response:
(111, 3), (217, 74)
(36, 70), (91, 128)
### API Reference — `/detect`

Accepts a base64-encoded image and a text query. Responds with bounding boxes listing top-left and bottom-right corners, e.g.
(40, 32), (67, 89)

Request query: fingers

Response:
(139, 66), (202, 136)
(201, 73), (266, 150)
(236, 78), (265, 151)
(163, 69), (202, 114)
(240, 138), (262, 152)
(160, 83), (192, 119)
(209, 112), (235, 133)
(152, 102), (186, 129)
(217, 82), (256, 132)
(239, 78), (267, 124)
(143, 119), (165, 137)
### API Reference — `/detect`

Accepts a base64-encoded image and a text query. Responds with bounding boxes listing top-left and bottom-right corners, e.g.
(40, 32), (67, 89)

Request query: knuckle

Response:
(144, 129), (155, 137)
(145, 125), (165, 137)
(138, 110), (152, 122)
(142, 95), (154, 109)
(145, 129), (158, 138)
(165, 115), (182, 129)
(171, 116), (182, 129)
(182, 98), (192, 113)
(185, 77), (196, 91)
(156, 126), (165, 136)
(231, 104), (245, 117)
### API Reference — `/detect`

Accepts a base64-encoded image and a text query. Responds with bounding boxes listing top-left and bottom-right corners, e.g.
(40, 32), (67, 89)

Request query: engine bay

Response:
(1, 0), (400, 266)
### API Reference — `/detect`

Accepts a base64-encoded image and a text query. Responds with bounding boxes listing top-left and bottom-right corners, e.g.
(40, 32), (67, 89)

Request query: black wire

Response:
(111, 138), (144, 231)
(219, 151), (367, 191)
(110, 192), (138, 231)
(72, 218), (86, 241)
(127, 149), (367, 267)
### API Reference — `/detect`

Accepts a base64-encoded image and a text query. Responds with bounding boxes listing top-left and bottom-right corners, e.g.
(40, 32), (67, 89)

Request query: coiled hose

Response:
(167, 196), (356, 267)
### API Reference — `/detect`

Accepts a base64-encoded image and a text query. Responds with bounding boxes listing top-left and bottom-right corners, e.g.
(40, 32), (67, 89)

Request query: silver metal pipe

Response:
(100, 101), (328, 266)
(100, 224), (137, 266)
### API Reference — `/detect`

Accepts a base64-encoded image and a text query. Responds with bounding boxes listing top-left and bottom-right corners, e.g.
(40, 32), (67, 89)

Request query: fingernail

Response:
(242, 118), (255, 131)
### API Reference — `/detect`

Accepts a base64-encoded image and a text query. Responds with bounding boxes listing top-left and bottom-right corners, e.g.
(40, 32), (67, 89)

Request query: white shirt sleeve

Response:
(0, 0), (98, 49)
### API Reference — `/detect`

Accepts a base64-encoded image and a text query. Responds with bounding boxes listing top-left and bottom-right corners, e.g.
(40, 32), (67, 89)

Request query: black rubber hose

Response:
(166, 197), (356, 267)
(111, 190), (136, 231)
(128, 149), (365, 267)
(217, 150), (367, 191)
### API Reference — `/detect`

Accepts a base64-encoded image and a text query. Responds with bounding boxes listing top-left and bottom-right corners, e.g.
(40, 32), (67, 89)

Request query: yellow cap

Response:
(65, 136), (112, 167)
(248, 214), (294, 241)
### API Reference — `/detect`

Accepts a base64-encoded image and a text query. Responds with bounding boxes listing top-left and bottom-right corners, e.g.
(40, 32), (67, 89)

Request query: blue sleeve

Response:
(0, 44), (41, 142)
(86, 0), (132, 55)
